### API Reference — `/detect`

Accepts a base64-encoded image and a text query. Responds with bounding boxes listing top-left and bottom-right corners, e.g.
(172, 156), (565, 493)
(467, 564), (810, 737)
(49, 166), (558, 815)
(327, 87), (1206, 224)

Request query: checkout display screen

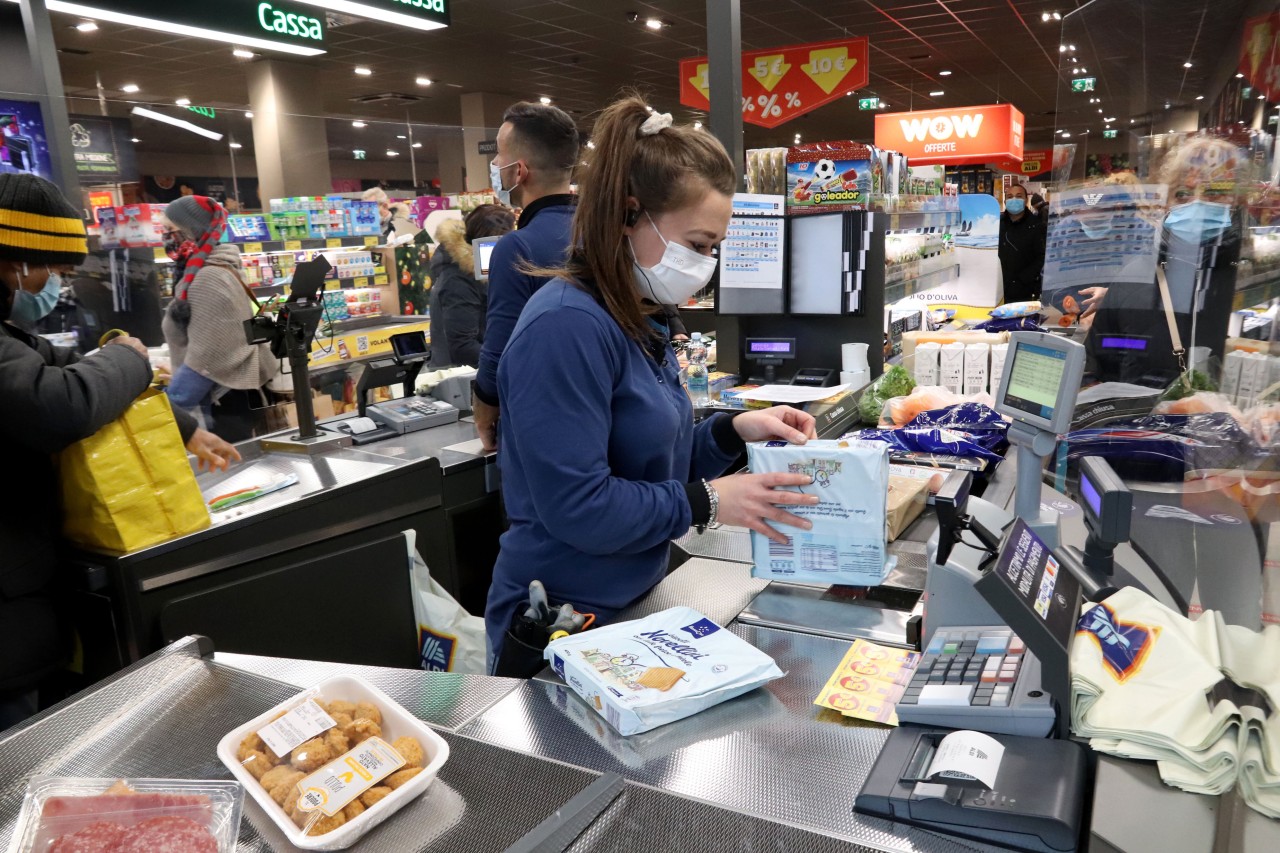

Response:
(1003, 343), (1068, 422)
(1080, 474), (1103, 518)
(749, 341), (794, 354)
(477, 243), (495, 276)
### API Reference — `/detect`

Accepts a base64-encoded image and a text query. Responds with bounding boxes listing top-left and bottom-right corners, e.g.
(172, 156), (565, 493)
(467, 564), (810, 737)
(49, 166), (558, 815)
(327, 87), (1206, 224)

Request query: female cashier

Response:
(485, 96), (817, 673)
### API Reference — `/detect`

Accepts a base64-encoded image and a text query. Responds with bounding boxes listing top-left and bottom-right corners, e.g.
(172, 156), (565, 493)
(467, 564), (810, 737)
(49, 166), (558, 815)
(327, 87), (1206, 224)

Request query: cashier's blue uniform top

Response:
(485, 278), (741, 659)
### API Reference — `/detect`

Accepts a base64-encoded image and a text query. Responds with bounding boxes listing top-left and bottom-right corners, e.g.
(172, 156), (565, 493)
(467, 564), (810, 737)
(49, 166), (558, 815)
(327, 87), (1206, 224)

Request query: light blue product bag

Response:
(746, 439), (896, 586)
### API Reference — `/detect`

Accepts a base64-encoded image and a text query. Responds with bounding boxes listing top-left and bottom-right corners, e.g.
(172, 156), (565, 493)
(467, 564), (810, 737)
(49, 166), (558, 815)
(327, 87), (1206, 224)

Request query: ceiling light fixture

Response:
(1195, 95), (1204, 100)
(175, 97), (191, 106)
(1237, 72), (1245, 78)
(352, 120), (366, 128)
(412, 142), (422, 148)
(121, 83), (139, 93)
(245, 111), (253, 118)
(397, 134), (406, 139)
(693, 120), (702, 129)
(130, 137), (140, 143)
(1079, 67), (1087, 73)
(1068, 44), (1076, 51)
(130, 106), (223, 141)
(586, 140), (595, 149)
(1261, 94), (1268, 100)
(415, 76), (432, 86)
(386, 150), (399, 156)
(939, 70), (952, 76)
(644, 17), (663, 30)
(233, 48), (254, 59)
(1104, 116), (1115, 122)
(229, 142), (243, 149)
(1059, 45), (1067, 52)
(1062, 132), (1071, 138)
(929, 90), (944, 97)
(22, 1), (326, 56)
(354, 66), (372, 76)
(75, 20), (97, 32)
(540, 96), (552, 105)
(1183, 61), (1193, 68)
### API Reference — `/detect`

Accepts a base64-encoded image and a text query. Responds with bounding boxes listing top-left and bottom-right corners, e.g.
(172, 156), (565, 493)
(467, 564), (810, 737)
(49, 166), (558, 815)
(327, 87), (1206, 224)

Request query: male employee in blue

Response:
(472, 102), (580, 451)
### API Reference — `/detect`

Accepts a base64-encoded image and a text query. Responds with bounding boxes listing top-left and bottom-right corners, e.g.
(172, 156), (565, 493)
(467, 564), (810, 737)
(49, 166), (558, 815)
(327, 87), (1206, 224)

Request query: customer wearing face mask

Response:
(485, 96), (819, 675)
(0, 174), (239, 725)
(998, 183), (1046, 303)
(428, 204), (515, 369)
(471, 101), (580, 452)
(162, 195), (278, 442)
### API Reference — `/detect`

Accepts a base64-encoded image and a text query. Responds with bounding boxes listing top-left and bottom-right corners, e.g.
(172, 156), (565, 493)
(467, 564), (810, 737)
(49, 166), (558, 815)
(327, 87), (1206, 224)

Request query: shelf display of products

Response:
(264, 197), (382, 240)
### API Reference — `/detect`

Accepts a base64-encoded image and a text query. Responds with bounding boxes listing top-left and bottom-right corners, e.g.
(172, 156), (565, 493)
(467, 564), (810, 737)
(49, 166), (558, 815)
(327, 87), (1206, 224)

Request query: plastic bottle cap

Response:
(549, 630), (570, 642)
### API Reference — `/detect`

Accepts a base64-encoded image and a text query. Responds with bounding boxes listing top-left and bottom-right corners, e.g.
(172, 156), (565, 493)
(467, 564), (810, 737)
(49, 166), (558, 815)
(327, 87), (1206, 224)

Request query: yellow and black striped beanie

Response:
(0, 173), (88, 266)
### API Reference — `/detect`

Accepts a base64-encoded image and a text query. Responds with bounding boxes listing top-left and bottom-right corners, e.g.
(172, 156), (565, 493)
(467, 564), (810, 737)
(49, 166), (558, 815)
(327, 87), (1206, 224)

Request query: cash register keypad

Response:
(899, 627), (1027, 708)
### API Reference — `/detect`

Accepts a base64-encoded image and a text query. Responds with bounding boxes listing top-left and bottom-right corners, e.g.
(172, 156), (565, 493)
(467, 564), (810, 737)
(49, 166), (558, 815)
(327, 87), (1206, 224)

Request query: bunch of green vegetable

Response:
(858, 364), (916, 424)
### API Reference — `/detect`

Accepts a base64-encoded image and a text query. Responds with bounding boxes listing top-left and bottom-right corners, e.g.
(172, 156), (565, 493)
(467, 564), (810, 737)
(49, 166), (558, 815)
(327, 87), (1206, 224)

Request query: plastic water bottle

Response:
(686, 332), (710, 405)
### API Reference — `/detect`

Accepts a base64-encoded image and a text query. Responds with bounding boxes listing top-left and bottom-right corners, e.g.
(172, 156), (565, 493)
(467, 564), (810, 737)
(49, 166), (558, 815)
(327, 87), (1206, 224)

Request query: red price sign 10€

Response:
(679, 36), (870, 130)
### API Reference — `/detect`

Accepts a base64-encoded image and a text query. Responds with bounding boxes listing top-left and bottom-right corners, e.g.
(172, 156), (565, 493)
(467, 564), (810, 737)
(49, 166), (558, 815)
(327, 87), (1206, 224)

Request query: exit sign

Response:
(858, 97), (880, 111)
(186, 105), (216, 119)
(1071, 77), (1096, 93)
(1102, 129), (1117, 138)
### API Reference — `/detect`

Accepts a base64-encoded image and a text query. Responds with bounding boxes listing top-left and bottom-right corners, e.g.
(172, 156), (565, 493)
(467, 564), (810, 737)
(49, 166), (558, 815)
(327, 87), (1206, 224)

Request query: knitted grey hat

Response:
(165, 194), (217, 237)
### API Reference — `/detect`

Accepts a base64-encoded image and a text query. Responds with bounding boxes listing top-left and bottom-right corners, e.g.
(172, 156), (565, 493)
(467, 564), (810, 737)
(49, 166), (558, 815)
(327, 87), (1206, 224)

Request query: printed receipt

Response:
(257, 699), (337, 758)
(927, 730), (1006, 789)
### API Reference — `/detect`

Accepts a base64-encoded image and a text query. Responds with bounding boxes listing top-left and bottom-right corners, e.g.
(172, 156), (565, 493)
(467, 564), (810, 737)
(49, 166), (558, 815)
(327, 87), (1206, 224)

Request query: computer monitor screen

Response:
(390, 331), (428, 361)
(1003, 343), (1068, 421)
(746, 338), (796, 358)
(473, 236), (501, 280)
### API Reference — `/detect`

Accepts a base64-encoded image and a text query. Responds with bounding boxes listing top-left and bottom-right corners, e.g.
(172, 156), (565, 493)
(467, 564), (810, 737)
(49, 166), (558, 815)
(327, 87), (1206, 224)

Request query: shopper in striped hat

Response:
(161, 195), (278, 441)
(0, 174), (240, 724)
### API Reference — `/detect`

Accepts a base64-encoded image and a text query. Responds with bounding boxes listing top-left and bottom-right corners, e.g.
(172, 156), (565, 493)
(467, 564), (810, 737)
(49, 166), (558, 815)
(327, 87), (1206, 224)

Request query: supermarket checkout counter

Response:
(62, 414), (500, 681)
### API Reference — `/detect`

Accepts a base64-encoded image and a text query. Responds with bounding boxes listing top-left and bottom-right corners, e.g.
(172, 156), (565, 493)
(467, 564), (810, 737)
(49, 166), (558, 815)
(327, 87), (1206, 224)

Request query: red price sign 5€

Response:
(679, 36), (870, 129)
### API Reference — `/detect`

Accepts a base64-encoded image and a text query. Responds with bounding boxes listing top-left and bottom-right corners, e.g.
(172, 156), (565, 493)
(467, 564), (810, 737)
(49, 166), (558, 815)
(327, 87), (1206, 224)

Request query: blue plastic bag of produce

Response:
(1061, 413), (1263, 482)
(844, 403), (1009, 464)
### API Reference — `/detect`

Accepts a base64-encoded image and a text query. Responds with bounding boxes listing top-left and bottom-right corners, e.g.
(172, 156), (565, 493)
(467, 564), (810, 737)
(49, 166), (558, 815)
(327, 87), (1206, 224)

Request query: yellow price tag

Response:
(152, 246), (167, 260)
(243, 242), (263, 254)
(325, 280), (340, 291)
(326, 238), (342, 248)
(354, 277), (369, 288)
(374, 274), (388, 285)
(284, 240), (303, 251)
(364, 236), (378, 247)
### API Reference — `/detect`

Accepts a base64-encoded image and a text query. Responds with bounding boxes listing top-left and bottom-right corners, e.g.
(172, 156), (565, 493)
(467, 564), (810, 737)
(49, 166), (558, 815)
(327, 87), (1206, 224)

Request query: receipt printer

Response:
(856, 725), (1087, 853)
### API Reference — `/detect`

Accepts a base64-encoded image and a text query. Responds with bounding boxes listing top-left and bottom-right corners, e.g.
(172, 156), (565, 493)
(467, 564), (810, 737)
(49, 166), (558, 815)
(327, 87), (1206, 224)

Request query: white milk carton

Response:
(964, 343), (990, 396)
(940, 342), (966, 393)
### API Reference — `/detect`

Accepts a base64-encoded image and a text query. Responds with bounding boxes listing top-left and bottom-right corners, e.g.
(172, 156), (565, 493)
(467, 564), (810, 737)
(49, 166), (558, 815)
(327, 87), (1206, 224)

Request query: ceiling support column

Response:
(246, 59), (333, 201)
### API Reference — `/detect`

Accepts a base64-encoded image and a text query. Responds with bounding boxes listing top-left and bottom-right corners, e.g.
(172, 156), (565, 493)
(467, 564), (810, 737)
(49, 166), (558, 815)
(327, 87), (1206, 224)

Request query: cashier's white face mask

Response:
(630, 212), (718, 305)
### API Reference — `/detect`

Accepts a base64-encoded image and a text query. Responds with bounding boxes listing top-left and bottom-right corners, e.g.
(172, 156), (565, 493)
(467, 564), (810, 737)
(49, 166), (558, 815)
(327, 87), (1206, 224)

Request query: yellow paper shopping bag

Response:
(60, 389), (211, 553)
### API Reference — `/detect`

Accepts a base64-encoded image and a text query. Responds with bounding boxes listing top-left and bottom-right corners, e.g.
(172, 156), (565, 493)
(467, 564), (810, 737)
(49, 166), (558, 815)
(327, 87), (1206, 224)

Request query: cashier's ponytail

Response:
(558, 94), (736, 345)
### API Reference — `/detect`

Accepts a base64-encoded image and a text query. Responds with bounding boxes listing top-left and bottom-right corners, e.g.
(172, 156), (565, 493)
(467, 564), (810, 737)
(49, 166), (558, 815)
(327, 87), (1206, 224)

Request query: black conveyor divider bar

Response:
(502, 772), (626, 853)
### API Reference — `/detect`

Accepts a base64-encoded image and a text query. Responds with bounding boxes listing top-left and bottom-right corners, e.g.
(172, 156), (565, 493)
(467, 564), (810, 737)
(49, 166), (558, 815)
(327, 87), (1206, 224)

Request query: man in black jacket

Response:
(0, 174), (237, 725)
(998, 183), (1046, 303)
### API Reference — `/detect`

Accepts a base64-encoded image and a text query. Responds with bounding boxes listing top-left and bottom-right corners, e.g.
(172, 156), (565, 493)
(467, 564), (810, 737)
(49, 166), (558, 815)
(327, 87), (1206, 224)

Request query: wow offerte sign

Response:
(679, 37), (870, 129)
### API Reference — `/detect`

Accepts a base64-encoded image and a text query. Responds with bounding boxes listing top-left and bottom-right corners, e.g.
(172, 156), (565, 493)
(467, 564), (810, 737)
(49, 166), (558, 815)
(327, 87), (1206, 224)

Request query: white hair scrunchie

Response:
(639, 111), (674, 136)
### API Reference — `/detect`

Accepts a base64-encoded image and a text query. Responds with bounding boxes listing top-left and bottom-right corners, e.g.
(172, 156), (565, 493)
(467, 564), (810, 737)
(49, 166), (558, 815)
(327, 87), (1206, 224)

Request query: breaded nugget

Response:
(354, 701), (382, 726)
(342, 799), (365, 821)
(259, 765), (299, 792)
(360, 786), (393, 808)
(330, 712), (353, 730)
(325, 728), (350, 756)
(385, 767), (423, 789)
(303, 811), (347, 836)
(326, 699), (357, 716)
(391, 737), (424, 768)
(268, 771), (305, 807)
(237, 733), (265, 762)
(242, 751), (273, 780)
(346, 718), (381, 745)
(291, 737), (332, 772)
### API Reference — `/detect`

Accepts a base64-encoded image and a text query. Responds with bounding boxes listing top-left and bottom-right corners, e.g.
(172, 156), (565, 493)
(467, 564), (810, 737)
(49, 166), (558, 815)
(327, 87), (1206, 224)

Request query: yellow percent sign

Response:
(804, 47), (856, 94)
(749, 54), (791, 92)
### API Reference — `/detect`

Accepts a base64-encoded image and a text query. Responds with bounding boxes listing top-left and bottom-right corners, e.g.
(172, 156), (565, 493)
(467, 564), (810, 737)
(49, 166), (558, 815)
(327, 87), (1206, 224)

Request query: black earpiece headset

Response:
(625, 207), (641, 227)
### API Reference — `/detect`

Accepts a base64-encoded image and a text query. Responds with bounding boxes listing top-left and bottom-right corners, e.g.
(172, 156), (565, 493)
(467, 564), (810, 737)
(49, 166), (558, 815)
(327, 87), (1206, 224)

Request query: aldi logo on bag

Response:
(1076, 604), (1160, 682)
(418, 627), (457, 672)
(681, 618), (721, 639)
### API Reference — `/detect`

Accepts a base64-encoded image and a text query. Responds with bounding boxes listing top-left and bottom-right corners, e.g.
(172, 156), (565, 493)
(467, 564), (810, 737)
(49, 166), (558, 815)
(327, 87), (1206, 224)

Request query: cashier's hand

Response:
(731, 406), (817, 445)
(1079, 286), (1108, 318)
(473, 394), (500, 453)
(186, 428), (241, 472)
(711, 472), (817, 544)
(105, 335), (149, 361)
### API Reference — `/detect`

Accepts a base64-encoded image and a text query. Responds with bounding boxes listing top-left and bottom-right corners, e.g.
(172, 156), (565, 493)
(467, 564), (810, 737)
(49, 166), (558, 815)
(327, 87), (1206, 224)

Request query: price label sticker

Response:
(354, 277), (369, 288)
(243, 242), (264, 254)
(152, 247), (167, 261)
(326, 238), (342, 248)
(374, 274), (388, 285)
(295, 737), (406, 817)
(257, 699), (336, 758)
(284, 240), (303, 251)
(364, 236), (379, 247)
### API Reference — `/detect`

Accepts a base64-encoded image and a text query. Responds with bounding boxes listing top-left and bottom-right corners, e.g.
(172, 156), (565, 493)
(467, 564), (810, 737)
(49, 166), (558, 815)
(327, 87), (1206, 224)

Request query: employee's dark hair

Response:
(558, 94), (736, 344)
(1008, 182), (1028, 196)
(464, 203), (515, 243)
(503, 101), (580, 176)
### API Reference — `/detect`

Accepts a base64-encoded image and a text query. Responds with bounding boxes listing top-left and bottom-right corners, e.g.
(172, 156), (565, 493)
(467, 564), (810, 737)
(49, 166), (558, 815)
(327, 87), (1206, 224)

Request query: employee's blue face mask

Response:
(1005, 197), (1026, 215)
(9, 265), (61, 328)
(1164, 199), (1232, 244)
